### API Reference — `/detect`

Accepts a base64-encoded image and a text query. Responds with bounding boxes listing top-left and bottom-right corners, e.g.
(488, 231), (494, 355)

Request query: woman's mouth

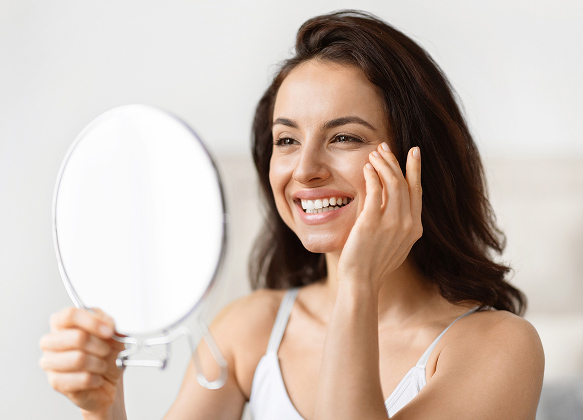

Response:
(294, 197), (352, 225)
(298, 197), (352, 214)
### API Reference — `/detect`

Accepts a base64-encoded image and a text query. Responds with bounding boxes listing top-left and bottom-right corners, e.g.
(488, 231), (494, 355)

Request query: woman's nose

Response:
(292, 147), (330, 185)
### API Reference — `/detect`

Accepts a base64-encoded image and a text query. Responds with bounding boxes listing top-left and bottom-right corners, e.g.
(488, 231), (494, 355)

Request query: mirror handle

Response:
(114, 335), (169, 369)
(113, 324), (228, 390)
(191, 320), (229, 389)
(144, 324), (228, 389)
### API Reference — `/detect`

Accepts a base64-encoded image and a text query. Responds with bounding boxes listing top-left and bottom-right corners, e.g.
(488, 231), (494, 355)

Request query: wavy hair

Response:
(249, 10), (526, 315)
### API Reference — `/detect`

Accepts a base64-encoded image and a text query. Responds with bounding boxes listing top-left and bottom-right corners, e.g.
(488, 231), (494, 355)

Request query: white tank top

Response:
(249, 288), (478, 419)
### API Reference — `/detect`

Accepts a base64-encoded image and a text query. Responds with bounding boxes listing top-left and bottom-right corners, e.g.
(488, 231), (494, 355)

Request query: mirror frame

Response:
(52, 104), (229, 335)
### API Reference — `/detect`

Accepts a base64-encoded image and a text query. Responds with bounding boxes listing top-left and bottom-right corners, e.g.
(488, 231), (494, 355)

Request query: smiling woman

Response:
(268, 61), (389, 253)
(251, 12), (526, 314)
(246, 9), (543, 419)
(40, 9), (544, 420)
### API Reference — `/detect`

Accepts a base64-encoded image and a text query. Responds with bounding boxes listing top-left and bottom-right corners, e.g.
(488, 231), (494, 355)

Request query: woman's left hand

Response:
(337, 143), (423, 294)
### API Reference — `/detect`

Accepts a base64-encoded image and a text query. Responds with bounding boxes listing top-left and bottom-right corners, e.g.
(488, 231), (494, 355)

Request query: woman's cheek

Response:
(269, 157), (295, 225)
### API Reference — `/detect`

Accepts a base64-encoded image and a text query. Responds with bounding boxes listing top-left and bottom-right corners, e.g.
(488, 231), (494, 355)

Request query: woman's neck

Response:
(321, 252), (443, 326)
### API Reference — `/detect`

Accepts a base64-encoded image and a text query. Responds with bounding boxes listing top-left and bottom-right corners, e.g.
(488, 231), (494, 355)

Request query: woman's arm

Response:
(164, 289), (285, 419)
(314, 282), (387, 419)
(163, 300), (251, 420)
(314, 144), (423, 420)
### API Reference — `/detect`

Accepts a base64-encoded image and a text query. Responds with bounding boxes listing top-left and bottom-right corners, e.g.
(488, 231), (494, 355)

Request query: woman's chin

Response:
(300, 237), (345, 254)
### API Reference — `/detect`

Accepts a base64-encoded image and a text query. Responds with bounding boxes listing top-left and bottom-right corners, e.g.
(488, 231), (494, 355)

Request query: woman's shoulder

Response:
(209, 288), (288, 353)
(436, 308), (544, 378)
(420, 309), (545, 416)
(214, 288), (287, 330)
(455, 308), (542, 346)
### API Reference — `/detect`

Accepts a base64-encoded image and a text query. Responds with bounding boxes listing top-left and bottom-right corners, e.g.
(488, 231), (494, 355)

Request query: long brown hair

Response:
(249, 10), (526, 315)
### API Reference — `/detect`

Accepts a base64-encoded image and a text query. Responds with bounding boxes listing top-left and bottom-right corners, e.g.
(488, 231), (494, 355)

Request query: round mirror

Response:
(53, 104), (226, 336)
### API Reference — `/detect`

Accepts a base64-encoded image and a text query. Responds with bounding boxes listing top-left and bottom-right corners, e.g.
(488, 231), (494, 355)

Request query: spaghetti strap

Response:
(266, 288), (299, 355)
(416, 306), (479, 368)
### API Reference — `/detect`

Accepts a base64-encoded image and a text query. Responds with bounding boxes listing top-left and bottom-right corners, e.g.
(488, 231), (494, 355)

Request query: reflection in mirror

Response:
(53, 104), (227, 387)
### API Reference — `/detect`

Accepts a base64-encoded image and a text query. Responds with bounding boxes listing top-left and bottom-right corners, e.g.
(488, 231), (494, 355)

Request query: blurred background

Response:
(1, 1), (581, 418)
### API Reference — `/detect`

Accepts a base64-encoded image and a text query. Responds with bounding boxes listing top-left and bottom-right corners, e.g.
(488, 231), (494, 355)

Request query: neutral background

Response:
(1, 1), (582, 419)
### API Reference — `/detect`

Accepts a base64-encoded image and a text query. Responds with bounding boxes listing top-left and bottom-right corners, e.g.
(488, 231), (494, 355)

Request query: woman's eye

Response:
(274, 138), (298, 146)
(332, 134), (363, 143)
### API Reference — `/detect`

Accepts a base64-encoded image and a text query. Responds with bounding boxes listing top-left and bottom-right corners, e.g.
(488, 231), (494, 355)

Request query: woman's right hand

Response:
(39, 307), (125, 415)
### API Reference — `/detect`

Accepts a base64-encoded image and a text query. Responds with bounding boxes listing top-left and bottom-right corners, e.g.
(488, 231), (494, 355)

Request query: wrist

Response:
(81, 409), (111, 420)
(81, 406), (125, 420)
(80, 377), (126, 420)
(335, 279), (380, 312)
(337, 276), (380, 299)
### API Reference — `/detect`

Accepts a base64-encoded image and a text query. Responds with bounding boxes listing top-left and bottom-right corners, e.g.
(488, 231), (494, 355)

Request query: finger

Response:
(362, 163), (382, 217)
(40, 329), (111, 358)
(377, 142), (406, 182)
(376, 143), (414, 220)
(47, 371), (104, 393)
(405, 147), (423, 223)
(91, 308), (115, 327)
(375, 142), (409, 199)
(40, 350), (108, 374)
(50, 307), (114, 340)
(368, 150), (409, 217)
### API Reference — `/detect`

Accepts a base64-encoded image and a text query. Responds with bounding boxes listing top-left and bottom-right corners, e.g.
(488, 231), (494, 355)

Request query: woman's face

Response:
(269, 59), (392, 253)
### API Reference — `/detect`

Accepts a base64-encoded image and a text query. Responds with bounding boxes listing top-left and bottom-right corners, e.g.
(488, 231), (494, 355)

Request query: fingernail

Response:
(371, 151), (380, 157)
(365, 163), (374, 170)
(413, 147), (420, 160)
(381, 142), (389, 151)
(99, 324), (114, 337)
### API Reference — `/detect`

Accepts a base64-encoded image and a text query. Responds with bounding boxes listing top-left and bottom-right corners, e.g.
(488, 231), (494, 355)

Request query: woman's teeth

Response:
(300, 197), (350, 214)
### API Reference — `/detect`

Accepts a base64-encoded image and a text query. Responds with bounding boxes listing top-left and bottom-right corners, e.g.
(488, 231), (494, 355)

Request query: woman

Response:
(40, 10), (544, 420)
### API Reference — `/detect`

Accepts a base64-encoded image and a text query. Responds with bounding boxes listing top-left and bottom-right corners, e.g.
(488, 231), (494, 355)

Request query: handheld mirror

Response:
(53, 104), (227, 389)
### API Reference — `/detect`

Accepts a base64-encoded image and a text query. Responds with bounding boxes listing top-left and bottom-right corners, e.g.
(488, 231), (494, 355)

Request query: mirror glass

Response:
(53, 104), (226, 336)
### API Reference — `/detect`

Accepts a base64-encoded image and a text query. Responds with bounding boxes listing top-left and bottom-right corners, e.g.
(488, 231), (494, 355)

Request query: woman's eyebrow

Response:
(272, 116), (376, 131)
(272, 117), (298, 129)
(324, 116), (376, 131)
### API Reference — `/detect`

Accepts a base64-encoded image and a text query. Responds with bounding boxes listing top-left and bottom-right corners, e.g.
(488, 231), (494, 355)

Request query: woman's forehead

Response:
(273, 60), (387, 129)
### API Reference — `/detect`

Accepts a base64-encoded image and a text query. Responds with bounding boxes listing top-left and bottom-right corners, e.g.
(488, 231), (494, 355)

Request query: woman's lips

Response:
(295, 199), (351, 225)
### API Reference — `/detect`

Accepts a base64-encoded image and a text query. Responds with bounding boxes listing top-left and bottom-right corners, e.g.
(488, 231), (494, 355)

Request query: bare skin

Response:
(40, 59), (544, 420)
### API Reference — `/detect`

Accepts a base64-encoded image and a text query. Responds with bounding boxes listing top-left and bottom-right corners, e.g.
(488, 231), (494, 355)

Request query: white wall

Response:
(1, 1), (582, 419)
